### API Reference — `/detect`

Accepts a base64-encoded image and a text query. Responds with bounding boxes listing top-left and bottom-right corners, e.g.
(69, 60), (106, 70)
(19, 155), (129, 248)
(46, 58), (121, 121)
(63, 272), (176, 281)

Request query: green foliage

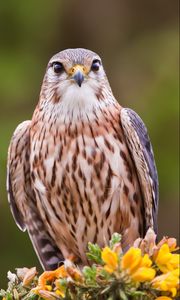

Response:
(83, 266), (98, 286)
(87, 243), (103, 265)
(1, 229), (179, 299)
(109, 233), (121, 249)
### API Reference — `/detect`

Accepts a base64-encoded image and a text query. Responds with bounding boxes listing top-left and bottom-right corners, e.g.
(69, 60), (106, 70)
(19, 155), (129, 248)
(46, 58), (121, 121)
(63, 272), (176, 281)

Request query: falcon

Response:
(7, 48), (158, 270)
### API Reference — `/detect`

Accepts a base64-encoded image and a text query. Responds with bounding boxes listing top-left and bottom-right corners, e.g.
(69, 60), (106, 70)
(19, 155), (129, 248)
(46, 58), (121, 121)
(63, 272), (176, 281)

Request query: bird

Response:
(7, 48), (158, 271)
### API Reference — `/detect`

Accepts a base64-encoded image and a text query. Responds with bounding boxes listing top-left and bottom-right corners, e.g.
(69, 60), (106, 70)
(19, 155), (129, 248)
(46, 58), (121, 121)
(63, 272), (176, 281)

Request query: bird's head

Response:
(40, 48), (113, 110)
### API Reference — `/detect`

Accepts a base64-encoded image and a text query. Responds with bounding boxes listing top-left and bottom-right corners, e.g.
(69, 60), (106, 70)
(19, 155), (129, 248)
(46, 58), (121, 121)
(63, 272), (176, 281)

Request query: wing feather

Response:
(7, 121), (31, 231)
(7, 121), (63, 270)
(121, 108), (159, 233)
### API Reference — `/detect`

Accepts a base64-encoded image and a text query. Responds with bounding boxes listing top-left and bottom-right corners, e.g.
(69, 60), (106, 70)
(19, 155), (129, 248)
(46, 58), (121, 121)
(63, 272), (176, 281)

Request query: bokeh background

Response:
(0, 0), (179, 288)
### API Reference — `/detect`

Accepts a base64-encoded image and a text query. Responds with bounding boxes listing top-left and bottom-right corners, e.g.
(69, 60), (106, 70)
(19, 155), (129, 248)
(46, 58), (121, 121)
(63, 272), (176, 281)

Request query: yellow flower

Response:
(121, 248), (142, 273)
(157, 237), (178, 252)
(121, 247), (156, 282)
(155, 297), (173, 300)
(55, 279), (67, 298)
(131, 267), (155, 282)
(45, 285), (52, 291)
(152, 268), (179, 297)
(55, 288), (65, 297)
(101, 246), (118, 273)
(155, 296), (172, 300)
(155, 244), (179, 273)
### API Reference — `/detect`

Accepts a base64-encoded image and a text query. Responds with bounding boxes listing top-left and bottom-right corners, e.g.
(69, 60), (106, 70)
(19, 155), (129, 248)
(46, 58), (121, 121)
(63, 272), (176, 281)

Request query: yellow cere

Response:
(68, 64), (88, 76)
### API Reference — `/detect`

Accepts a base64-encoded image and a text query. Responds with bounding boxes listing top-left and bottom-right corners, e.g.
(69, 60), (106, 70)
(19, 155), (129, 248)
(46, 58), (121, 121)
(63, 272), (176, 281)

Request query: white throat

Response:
(41, 80), (115, 124)
(53, 81), (112, 122)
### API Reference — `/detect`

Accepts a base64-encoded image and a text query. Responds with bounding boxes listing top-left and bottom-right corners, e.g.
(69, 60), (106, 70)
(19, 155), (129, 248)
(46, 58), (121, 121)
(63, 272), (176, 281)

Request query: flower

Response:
(101, 246), (118, 273)
(121, 248), (156, 282)
(7, 271), (18, 283)
(55, 279), (67, 298)
(155, 297), (173, 300)
(37, 265), (67, 288)
(112, 242), (122, 256)
(64, 259), (83, 282)
(21, 267), (37, 286)
(32, 265), (67, 298)
(55, 288), (65, 297)
(121, 247), (142, 272)
(2, 230), (179, 300)
(152, 268), (179, 297)
(131, 267), (155, 282)
(133, 227), (157, 256)
(155, 244), (179, 273)
(157, 237), (178, 252)
(36, 290), (57, 300)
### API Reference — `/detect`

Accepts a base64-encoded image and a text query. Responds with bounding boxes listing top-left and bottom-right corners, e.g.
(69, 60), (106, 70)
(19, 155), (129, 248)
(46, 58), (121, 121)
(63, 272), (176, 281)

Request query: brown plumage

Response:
(7, 48), (158, 270)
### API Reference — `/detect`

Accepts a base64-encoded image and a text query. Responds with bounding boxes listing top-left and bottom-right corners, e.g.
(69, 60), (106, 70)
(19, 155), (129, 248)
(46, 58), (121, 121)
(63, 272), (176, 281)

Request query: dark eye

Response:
(91, 59), (101, 71)
(52, 62), (64, 74)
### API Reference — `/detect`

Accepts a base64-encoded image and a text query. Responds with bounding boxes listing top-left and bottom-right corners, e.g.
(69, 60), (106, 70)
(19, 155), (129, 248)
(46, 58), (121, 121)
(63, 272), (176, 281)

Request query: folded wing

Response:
(7, 121), (63, 270)
(121, 108), (159, 234)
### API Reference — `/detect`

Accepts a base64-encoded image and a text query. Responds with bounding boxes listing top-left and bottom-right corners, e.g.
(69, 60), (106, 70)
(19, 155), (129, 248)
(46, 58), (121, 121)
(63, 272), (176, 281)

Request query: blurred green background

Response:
(0, 0), (179, 288)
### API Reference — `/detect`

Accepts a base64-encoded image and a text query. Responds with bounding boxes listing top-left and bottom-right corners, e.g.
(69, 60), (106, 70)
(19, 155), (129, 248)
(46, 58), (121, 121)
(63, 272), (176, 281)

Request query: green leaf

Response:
(87, 242), (103, 264)
(107, 297), (113, 300)
(83, 266), (97, 285)
(6, 293), (13, 300)
(109, 233), (121, 249)
(59, 278), (67, 287)
(98, 268), (111, 280)
(26, 295), (39, 300)
(119, 290), (128, 300)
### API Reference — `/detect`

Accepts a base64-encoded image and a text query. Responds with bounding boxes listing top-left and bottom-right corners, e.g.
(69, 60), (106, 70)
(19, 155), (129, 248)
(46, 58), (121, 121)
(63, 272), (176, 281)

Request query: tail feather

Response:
(27, 199), (64, 270)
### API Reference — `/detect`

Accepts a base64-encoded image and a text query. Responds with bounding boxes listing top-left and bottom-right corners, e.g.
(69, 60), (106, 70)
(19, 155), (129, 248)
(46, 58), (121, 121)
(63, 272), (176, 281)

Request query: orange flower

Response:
(37, 265), (67, 288)
(32, 265), (67, 297)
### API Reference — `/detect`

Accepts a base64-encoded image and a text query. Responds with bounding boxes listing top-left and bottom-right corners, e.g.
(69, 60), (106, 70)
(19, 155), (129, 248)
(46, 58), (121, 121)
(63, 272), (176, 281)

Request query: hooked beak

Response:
(73, 71), (84, 87)
(69, 65), (87, 87)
